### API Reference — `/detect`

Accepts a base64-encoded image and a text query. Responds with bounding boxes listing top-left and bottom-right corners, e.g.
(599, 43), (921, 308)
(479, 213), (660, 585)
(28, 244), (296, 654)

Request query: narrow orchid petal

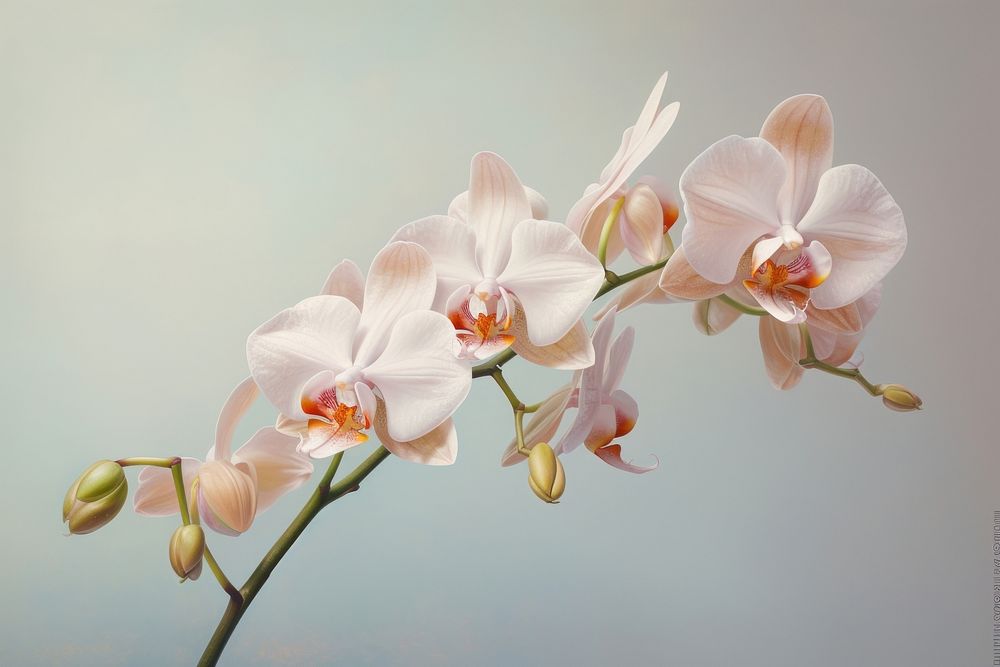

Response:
(603, 327), (635, 395)
(510, 311), (595, 370)
(758, 317), (805, 390)
(231, 428), (313, 512)
(320, 259), (366, 308)
(680, 136), (786, 284)
(693, 298), (743, 336)
(247, 295), (360, 421)
(374, 399), (458, 465)
(760, 94), (834, 225)
(555, 310), (617, 454)
(213, 376), (259, 462)
(133, 458), (202, 516)
(629, 71), (670, 153)
(389, 216), (482, 312)
(502, 385), (575, 466)
(598, 128), (632, 186)
(657, 246), (730, 300)
(364, 310), (472, 443)
(498, 220), (604, 346)
(355, 382), (377, 427)
(584, 404), (618, 450)
(621, 184), (665, 265)
(612, 100), (680, 195)
(197, 460), (258, 536)
(593, 444), (658, 474)
(353, 242), (437, 367)
(796, 165), (906, 309)
(467, 152), (533, 277)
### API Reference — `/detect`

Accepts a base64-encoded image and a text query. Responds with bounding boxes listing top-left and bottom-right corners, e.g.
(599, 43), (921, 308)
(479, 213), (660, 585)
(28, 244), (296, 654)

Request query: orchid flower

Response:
(566, 72), (681, 265)
(676, 94), (905, 323)
(247, 241), (471, 466)
(390, 152), (604, 370)
(133, 377), (313, 535)
(502, 308), (658, 474)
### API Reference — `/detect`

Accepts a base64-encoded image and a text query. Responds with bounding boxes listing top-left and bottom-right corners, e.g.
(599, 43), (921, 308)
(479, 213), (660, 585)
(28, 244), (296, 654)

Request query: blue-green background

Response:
(2, 1), (996, 665)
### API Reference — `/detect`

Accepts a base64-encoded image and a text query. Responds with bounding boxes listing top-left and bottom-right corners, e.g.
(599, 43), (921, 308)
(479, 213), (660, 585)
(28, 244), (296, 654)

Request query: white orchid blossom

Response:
(502, 308), (658, 474)
(133, 377), (313, 535)
(247, 241), (471, 466)
(678, 94), (906, 322)
(390, 152), (604, 370)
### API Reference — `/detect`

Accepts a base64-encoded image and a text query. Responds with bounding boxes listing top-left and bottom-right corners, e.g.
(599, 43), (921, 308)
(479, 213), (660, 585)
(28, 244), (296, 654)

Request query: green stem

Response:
(197, 446), (390, 667)
(797, 324), (881, 396)
(170, 463), (191, 525)
(203, 546), (241, 602)
(596, 197), (626, 267)
(718, 294), (768, 317)
(117, 457), (179, 468)
(593, 256), (669, 299)
(490, 370), (523, 410)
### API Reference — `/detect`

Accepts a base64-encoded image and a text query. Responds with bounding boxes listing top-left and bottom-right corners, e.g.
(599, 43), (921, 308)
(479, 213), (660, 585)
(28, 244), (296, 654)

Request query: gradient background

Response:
(2, 1), (997, 665)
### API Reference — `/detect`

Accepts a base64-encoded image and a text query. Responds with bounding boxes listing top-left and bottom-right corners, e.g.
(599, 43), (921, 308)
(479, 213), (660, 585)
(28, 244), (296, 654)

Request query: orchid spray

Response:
(62, 71), (922, 665)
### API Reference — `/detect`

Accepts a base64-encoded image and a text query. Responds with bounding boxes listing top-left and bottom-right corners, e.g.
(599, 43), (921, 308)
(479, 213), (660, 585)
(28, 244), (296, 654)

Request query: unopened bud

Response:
(169, 524), (205, 581)
(62, 460), (128, 535)
(527, 442), (565, 504)
(879, 384), (923, 412)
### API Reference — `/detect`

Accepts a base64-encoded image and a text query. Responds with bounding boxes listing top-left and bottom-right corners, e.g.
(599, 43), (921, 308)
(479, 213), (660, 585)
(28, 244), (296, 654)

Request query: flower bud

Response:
(62, 460), (128, 535)
(196, 460), (257, 536)
(880, 384), (923, 412)
(169, 524), (205, 581)
(527, 442), (565, 504)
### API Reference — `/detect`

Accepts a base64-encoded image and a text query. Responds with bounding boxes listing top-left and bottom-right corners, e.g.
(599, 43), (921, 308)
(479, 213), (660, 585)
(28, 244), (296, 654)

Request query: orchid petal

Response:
(555, 309), (616, 454)
(320, 259), (365, 308)
(621, 184), (665, 265)
(374, 399), (458, 465)
(806, 301), (863, 335)
(133, 458), (202, 516)
(693, 297), (743, 336)
(603, 327), (635, 395)
(744, 280), (808, 323)
(796, 165), (906, 309)
(231, 428), (313, 512)
(760, 94), (834, 224)
(364, 310), (472, 443)
(510, 311), (595, 370)
(679, 136), (786, 284)
(595, 270), (674, 319)
(498, 220), (604, 346)
(758, 317), (805, 390)
(584, 403), (618, 450)
(448, 186), (547, 223)
(247, 295), (360, 421)
(502, 384), (575, 466)
(197, 460), (257, 536)
(389, 216), (482, 312)
(577, 198), (626, 261)
(593, 443), (658, 474)
(354, 241), (437, 367)
(467, 152), (532, 277)
(609, 389), (639, 438)
(213, 376), (258, 462)
(612, 100), (680, 197)
(657, 246), (731, 300)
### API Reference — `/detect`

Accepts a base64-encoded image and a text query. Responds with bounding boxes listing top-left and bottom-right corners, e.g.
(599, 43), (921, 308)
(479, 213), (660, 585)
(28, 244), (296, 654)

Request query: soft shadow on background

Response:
(2, 1), (997, 665)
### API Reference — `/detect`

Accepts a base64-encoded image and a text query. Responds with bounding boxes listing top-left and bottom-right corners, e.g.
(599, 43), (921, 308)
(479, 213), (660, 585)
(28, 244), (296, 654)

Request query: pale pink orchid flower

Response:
(133, 377), (313, 536)
(566, 72), (681, 265)
(502, 308), (658, 474)
(678, 94), (905, 323)
(247, 241), (471, 466)
(390, 152), (604, 370)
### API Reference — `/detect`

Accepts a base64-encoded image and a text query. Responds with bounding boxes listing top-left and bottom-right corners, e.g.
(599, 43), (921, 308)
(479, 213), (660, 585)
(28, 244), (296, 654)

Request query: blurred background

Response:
(2, 1), (997, 665)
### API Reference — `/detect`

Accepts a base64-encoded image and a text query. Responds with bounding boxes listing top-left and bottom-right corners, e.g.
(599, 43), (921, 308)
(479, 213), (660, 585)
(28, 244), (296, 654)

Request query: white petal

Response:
(353, 241), (437, 367)
(760, 94), (835, 225)
(133, 458), (202, 516)
(375, 400), (458, 466)
(213, 376), (259, 462)
(602, 326), (635, 395)
(502, 384), (576, 466)
(679, 136), (785, 284)
(555, 309), (617, 454)
(449, 186), (547, 223)
(231, 427), (313, 512)
(389, 216), (482, 312)
(320, 259), (365, 308)
(510, 310), (595, 370)
(498, 220), (604, 346)
(467, 152), (532, 277)
(364, 310), (472, 443)
(657, 246), (730, 300)
(620, 184), (665, 265)
(758, 317), (804, 390)
(247, 295), (360, 421)
(796, 165), (907, 309)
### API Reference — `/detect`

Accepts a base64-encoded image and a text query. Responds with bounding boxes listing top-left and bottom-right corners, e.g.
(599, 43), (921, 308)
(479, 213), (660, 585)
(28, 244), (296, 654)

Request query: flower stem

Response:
(597, 197), (625, 268)
(197, 446), (390, 667)
(797, 324), (882, 397)
(718, 294), (768, 317)
(117, 457), (180, 468)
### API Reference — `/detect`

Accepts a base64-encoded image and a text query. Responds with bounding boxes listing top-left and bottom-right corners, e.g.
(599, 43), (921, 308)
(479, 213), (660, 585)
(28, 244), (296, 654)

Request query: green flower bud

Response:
(880, 384), (923, 412)
(63, 460), (128, 535)
(169, 524), (205, 581)
(527, 442), (565, 504)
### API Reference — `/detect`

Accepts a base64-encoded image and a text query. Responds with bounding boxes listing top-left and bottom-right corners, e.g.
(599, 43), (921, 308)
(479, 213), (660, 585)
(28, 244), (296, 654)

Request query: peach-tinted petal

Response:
(760, 94), (834, 224)
(389, 216), (482, 313)
(593, 443), (658, 474)
(806, 301), (863, 335)
(584, 403), (618, 450)
(374, 398), (458, 466)
(609, 389), (638, 438)
(509, 310), (594, 370)
(501, 384), (575, 467)
(467, 152), (533, 277)
(692, 298), (742, 336)
(679, 136), (785, 284)
(212, 376), (259, 462)
(555, 309), (617, 454)
(657, 245), (730, 300)
(448, 185), (547, 223)
(231, 428), (313, 512)
(796, 165), (906, 309)
(602, 327), (635, 395)
(620, 183), (665, 265)
(197, 460), (257, 536)
(320, 259), (365, 308)
(133, 458), (202, 517)
(758, 317), (805, 390)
